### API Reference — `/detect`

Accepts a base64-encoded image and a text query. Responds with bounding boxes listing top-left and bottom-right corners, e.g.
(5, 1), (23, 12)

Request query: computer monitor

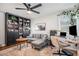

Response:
(60, 32), (66, 37)
(69, 25), (77, 36)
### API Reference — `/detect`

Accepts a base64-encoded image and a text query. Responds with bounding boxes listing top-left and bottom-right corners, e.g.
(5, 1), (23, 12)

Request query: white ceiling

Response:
(0, 3), (77, 19)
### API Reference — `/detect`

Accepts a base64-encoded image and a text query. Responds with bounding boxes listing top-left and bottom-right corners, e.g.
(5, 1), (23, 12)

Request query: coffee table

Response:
(16, 38), (28, 50)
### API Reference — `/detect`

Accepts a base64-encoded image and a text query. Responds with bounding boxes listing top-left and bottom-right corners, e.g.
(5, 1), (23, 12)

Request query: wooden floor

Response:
(0, 44), (16, 51)
(0, 43), (77, 56)
(0, 43), (56, 56)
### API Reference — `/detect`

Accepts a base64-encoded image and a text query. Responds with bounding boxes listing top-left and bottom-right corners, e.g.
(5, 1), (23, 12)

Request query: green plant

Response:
(62, 9), (79, 25)
(8, 15), (17, 21)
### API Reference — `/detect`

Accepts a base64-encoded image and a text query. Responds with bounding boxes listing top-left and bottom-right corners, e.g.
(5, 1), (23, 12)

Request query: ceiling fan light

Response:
(27, 10), (32, 14)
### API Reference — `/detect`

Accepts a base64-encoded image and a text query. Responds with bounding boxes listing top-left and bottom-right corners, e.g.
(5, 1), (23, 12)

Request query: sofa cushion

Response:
(41, 34), (48, 40)
(30, 34), (48, 40)
(32, 39), (44, 45)
(32, 34), (41, 39)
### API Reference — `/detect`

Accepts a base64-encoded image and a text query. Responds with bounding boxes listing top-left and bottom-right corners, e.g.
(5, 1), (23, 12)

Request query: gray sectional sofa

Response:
(27, 34), (49, 50)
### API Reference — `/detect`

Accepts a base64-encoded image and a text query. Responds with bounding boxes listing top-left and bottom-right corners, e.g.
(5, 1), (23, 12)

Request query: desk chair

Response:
(51, 36), (73, 56)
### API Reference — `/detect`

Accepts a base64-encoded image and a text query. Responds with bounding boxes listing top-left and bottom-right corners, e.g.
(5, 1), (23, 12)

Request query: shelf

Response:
(5, 13), (31, 46)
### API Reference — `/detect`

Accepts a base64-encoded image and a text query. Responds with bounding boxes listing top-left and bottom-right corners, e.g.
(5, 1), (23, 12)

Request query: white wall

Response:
(0, 12), (5, 46)
(31, 13), (59, 36)
(77, 16), (79, 36)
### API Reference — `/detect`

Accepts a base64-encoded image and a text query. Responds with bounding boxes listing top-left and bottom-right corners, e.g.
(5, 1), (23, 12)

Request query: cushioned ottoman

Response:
(31, 39), (48, 50)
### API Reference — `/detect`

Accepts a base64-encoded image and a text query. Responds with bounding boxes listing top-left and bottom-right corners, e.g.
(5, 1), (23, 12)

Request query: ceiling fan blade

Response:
(15, 8), (26, 10)
(23, 3), (29, 9)
(31, 4), (42, 9)
(28, 4), (31, 6)
(31, 9), (40, 14)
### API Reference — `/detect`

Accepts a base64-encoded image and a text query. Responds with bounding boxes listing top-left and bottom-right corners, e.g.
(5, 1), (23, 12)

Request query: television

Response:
(60, 32), (66, 37)
(69, 25), (77, 36)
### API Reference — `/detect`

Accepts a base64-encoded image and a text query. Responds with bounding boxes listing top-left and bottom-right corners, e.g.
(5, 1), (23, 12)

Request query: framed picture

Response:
(36, 23), (46, 31)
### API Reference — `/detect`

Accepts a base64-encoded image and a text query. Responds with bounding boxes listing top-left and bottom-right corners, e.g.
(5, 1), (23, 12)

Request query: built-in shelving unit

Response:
(5, 13), (31, 46)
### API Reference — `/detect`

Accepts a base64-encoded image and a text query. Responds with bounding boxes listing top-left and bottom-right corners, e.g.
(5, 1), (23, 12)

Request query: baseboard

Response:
(0, 44), (6, 47)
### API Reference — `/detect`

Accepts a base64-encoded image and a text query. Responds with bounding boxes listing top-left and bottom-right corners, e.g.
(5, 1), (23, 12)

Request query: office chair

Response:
(51, 36), (73, 56)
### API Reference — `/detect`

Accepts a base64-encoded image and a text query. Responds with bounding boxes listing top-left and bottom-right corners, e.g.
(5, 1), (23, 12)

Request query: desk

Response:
(16, 38), (28, 50)
(64, 39), (79, 56)
(51, 36), (79, 56)
(66, 40), (78, 44)
(63, 46), (77, 56)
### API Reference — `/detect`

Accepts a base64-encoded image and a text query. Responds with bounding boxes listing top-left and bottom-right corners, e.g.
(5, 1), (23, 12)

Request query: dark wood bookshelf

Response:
(5, 13), (31, 46)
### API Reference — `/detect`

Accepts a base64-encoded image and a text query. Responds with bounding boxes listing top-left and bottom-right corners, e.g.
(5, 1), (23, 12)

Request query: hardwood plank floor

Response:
(0, 43), (55, 56)
(0, 44), (16, 51)
(0, 43), (77, 56)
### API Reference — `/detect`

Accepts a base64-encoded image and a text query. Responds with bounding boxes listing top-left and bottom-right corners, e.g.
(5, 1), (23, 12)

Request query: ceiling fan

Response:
(15, 3), (42, 14)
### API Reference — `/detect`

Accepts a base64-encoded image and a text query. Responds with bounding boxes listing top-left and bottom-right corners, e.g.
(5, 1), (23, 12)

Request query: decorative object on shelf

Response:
(8, 15), (17, 21)
(35, 23), (46, 31)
